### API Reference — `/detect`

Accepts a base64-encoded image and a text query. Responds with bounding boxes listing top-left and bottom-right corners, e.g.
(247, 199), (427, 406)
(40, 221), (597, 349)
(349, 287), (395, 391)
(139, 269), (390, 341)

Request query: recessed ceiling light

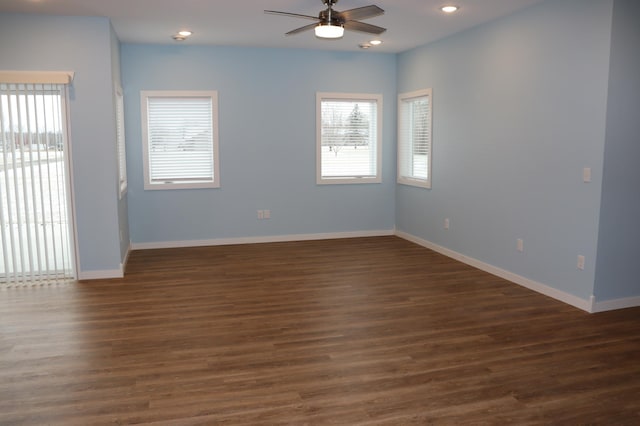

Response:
(369, 40), (382, 46)
(440, 5), (459, 13)
(172, 30), (193, 41)
(359, 43), (371, 49)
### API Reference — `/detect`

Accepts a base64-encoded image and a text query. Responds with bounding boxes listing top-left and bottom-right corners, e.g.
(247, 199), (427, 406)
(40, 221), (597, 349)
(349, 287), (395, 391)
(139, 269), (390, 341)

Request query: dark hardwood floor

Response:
(1, 236), (639, 425)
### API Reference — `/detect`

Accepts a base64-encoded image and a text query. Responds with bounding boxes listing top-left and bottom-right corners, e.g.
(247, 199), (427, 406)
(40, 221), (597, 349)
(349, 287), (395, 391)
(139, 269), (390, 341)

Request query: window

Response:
(141, 91), (219, 190)
(398, 88), (432, 189)
(317, 92), (382, 184)
(115, 87), (127, 197)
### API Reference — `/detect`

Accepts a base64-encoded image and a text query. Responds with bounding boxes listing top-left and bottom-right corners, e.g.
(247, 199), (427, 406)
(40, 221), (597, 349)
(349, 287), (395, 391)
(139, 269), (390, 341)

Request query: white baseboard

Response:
(592, 295), (640, 313)
(77, 269), (123, 280)
(395, 230), (593, 313)
(130, 229), (395, 251)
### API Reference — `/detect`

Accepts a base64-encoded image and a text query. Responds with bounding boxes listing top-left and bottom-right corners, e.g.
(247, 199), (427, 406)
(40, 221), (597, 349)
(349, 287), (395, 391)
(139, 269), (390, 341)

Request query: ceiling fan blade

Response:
(286, 23), (319, 36)
(343, 20), (386, 35)
(264, 10), (319, 21)
(337, 5), (384, 22)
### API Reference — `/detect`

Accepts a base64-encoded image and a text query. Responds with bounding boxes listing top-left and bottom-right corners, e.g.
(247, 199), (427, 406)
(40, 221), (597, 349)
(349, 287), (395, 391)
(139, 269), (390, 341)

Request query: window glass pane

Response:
(141, 91), (219, 190)
(0, 83), (75, 282)
(398, 89), (432, 188)
(317, 93), (381, 184)
(116, 89), (127, 195)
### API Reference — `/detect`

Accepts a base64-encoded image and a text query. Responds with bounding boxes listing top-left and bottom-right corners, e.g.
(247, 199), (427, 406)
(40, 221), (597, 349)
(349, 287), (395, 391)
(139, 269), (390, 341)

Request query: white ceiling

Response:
(0, 0), (547, 53)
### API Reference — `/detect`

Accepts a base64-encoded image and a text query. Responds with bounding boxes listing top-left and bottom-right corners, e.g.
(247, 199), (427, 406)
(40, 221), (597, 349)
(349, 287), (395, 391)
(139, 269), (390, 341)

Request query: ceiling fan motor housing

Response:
(319, 9), (343, 25)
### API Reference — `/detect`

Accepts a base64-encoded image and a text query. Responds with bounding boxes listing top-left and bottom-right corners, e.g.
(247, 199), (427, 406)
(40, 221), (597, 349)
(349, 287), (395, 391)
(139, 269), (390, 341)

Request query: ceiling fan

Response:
(265, 0), (386, 39)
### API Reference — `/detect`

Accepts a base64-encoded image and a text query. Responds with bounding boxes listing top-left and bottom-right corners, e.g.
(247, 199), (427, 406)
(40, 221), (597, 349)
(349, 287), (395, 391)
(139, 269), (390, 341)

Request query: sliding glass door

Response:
(0, 83), (75, 285)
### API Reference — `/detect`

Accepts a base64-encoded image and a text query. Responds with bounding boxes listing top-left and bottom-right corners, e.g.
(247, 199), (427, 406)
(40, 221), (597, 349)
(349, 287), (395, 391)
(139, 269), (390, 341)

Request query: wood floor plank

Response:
(1, 236), (639, 425)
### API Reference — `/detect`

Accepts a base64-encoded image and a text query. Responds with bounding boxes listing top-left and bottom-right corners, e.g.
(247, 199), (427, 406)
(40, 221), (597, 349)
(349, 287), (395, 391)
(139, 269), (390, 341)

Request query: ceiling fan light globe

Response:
(315, 23), (344, 39)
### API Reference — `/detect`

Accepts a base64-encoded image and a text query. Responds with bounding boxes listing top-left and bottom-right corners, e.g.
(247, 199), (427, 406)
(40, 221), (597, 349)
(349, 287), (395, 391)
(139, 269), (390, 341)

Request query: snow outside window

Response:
(316, 92), (382, 184)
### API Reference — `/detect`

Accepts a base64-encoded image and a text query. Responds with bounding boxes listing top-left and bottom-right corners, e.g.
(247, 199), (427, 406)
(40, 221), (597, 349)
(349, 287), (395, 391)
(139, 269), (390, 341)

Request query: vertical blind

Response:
(319, 97), (379, 180)
(0, 82), (74, 285)
(398, 90), (431, 186)
(145, 95), (215, 185)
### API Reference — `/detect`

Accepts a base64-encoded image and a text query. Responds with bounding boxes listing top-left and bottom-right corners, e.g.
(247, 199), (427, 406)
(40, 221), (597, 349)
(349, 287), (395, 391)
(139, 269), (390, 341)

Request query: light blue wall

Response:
(0, 14), (122, 275)
(121, 45), (397, 244)
(594, 0), (640, 301)
(396, 0), (613, 300)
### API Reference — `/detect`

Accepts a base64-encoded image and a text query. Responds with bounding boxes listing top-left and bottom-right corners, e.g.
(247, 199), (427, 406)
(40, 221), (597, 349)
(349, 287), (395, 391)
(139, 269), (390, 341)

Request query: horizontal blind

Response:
(0, 83), (74, 285)
(398, 91), (431, 183)
(320, 99), (377, 179)
(146, 96), (214, 184)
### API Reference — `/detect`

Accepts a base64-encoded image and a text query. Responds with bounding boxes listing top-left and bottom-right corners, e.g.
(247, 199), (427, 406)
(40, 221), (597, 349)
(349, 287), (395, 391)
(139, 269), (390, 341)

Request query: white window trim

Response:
(115, 86), (127, 198)
(397, 88), (432, 189)
(316, 92), (383, 185)
(141, 90), (220, 190)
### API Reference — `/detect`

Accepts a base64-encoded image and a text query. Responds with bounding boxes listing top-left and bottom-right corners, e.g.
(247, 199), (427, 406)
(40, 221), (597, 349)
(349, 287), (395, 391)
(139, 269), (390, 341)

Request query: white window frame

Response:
(397, 88), (432, 189)
(141, 90), (220, 190)
(316, 92), (382, 185)
(115, 87), (127, 198)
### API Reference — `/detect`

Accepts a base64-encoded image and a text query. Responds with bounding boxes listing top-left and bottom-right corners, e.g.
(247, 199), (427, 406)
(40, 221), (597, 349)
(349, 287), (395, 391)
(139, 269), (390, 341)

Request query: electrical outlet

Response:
(263, 210), (270, 219)
(583, 167), (591, 183)
(444, 218), (450, 230)
(257, 210), (264, 219)
(517, 238), (524, 252)
(577, 255), (585, 270)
